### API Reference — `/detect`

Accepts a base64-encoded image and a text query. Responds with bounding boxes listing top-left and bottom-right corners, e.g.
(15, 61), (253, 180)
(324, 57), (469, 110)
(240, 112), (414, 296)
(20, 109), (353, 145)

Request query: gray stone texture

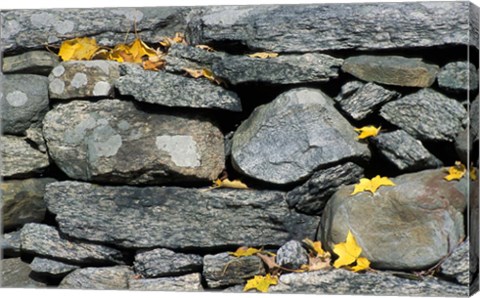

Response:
(371, 130), (442, 172)
(471, 96), (479, 143)
(2, 178), (56, 230)
(30, 257), (80, 278)
(129, 273), (203, 291)
(1, 258), (47, 288)
(1, 74), (49, 135)
(276, 240), (309, 270)
(440, 240), (470, 285)
(321, 169), (467, 270)
(115, 63), (241, 111)
(59, 266), (133, 290)
(134, 248), (202, 278)
(203, 252), (265, 288)
(2, 51), (59, 75)
(286, 162), (364, 215)
(437, 61), (479, 92)
(212, 53), (343, 85)
(2, 231), (22, 257)
(44, 181), (320, 249)
(164, 43), (226, 73)
(20, 223), (125, 265)
(48, 61), (120, 99)
(380, 88), (467, 142)
(231, 88), (370, 185)
(25, 126), (47, 153)
(42, 99), (225, 185)
(1, 135), (50, 178)
(342, 55), (439, 88)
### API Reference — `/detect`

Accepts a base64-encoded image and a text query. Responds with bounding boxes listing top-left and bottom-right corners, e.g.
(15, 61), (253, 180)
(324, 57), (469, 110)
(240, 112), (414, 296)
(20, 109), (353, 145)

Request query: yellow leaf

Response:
(183, 68), (204, 78)
(196, 44), (215, 52)
(202, 69), (215, 81)
(444, 161), (466, 181)
(58, 37), (99, 61)
(160, 32), (187, 48)
(142, 55), (165, 71)
(248, 52), (279, 59)
(354, 125), (381, 140)
(333, 230), (362, 268)
(228, 246), (261, 257)
(243, 274), (278, 293)
(213, 178), (248, 189)
(350, 257), (371, 272)
(128, 38), (157, 63)
(351, 175), (395, 195)
(302, 238), (326, 256)
(471, 167), (478, 181)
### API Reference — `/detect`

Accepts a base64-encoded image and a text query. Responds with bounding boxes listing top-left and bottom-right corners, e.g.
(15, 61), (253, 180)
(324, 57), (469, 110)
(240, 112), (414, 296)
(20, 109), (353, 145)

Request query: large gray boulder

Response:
(321, 169), (467, 270)
(1, 135), (50, 178)
(42, 99), (225, 185)
(231, 88), (370, 185)
(44, 181), (320, 249)
(134, 248), (202, 278)
(59, 266), (133, 290)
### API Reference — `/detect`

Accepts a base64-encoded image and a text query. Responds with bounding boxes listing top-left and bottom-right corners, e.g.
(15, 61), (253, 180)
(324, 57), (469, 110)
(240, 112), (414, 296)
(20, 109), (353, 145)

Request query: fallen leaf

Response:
(333, 230), (362, 268)
(213, 178), (248, 189)
(128, 38), (158, 63)
(228, 246), (262, 257)
(471, 167), (478, 181)
(248, 52), (279, 59)
(142, 55), (166, 71)
(444, 161), (466, 181)
(301, 254), (331, 272)
(183, 68), (204, 78)
(351, 175), (395, 195)
(350, 257), (371, 272)
(160, 32), (187, 48)
(58, 37), (100, 61)
(196, 44), (215, 52)
(243, 274), (278, 293)
(302, 238), (326, 256)
(354, 125), (381, 140)
(256, 253), (279, 272)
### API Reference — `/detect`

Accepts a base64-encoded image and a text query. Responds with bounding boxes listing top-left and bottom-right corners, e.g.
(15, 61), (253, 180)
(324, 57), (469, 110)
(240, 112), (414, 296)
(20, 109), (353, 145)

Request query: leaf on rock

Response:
(196, 44), (215, 52)
(228, 246), (262, 257)
(243, 274), (278, 293)
(301, 254), (331, 272)
(160, 32), (187, 48)
(142, 55), (166, 71)
(213, 178), (248, 189)
(471, 167), (478, 181)
(58, 37), (100, 61)
(333, 230), (362, 268)
(248, 52), (279, 59)
(444, 161), (466, 181)
(302, 238), (326, 256)
(350, 257), (371, 272)
(351, 175), (395, 195)
(354, 125), (381, 139)
(128, 38), (158, 63)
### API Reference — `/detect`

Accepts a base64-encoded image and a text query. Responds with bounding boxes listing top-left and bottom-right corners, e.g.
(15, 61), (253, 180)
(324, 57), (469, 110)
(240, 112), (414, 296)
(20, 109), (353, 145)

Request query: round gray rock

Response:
(276, 240), (309, 270)
(437, 61), (479, 92)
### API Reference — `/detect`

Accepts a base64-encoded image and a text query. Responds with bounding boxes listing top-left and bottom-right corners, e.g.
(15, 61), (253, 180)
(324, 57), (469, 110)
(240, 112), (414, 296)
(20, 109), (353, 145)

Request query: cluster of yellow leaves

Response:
(444, 161), (467, 181)
(333, 230), (371, 272)
(354, 125), (381, 140)
(243, 274), (278, 293)
(351, 175), (396, 195)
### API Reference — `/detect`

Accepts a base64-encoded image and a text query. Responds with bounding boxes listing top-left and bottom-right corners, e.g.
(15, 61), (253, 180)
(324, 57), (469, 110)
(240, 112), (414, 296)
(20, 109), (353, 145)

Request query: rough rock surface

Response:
(48, 61), (120, 99)
(129, 273), (203, 291)
(2, 231), (22, 257)
(164, 43), (226, 73)
(268, 269), (468, 296)
(212, 53), (343, 85)
(380, 89), (467, 142)
(59, 266), (133, 290)
(2, 178), (56, 230)
(437, 61), (479, 92)
(45, 181), (320, 249)
(321, 169), (467, 270)
(115, 64), (241, 111)
(231, 88), (370, 184)
(440, 240), (469, 285)
(30, 257), (79, 278)
(187, 2), (475, 52)
(25, 126), (48, 153)
(471, 96), (479, 143)
(203, 252), (265, 288)
(286, 162), (364, 215)
(42, 99), (225, 185)
(371, 130), (442, 172)
(2, 51), (59, 75)
(276, 240), (309, 270)
(20, 223), (125, 265)
(1, 258), (47, 288)
(342, 55), (439, 88)
(1, 135), (50, 178)
(134, 248), (202, 278)
(1, 74), (49, 135)
(335, 82), (400, 120)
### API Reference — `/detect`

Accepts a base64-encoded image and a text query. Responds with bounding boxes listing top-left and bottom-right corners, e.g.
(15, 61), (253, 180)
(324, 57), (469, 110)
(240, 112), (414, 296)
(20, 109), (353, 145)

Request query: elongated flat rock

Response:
(59, 266), (133, 290)
(30, 257), (79, 278)
(129, 273), (203, 291)
(2, 51), (59, 75)
(1, 135), (50, 178)
(134, 248), (202, 278)
(44, 181), (320, 249)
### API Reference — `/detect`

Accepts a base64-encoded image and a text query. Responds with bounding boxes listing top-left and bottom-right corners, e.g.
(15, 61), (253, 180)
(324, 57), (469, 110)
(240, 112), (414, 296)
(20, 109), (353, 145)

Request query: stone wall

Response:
(1, 2), (478, 295)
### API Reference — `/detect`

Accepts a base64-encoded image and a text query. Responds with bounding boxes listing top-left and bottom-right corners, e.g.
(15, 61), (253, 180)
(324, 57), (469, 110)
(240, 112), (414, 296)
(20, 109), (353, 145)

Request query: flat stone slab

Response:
(59, 266), (133, 290)
(164, 43), (226, 74)
(1, 135), (50, 178)
(44, 181), (320, 249)
(342, 55), (439, 88)
(2, 51), (59, 75)
(115, 64), (242, 111)
(30, 257), (79, 278)
(1, 258), (47, 288)
(437, 61), (479, 92)
(134, 248), (202, 278)
(129, 273), (203, 291)
(42, 99), (225, 185)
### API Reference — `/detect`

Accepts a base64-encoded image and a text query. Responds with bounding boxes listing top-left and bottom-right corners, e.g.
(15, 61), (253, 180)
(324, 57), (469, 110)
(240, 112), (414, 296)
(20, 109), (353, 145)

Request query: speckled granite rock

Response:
(437, 61), (479, 92)
(2, 51), (59, 75)
(134, 248), (202, 278)
(164, 43), (226, 73)
(276, 240), (308, 270)
(2, 231), (22, 257)
(1, 135), (50, 178)
(59, 266), (133, 290)
(129, 273), (203, 291)
(30, 257), (79, 278)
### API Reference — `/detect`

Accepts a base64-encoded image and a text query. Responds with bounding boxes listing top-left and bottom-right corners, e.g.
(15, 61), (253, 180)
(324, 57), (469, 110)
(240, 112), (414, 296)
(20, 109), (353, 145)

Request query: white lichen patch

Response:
(156, 135), (201, 167)
(55, 20), (75, 34)
(93, 81), (111, 96)
(3, 20), (21, 39)
(70, 73), (88, 88)
(64, 115), (97, 145)
(49, 79), (65, 95)
(117, 120), (130, 131)
(51, 65), (65, 77)
(87, 124), (123, 161)
(6, 91), (28, 107)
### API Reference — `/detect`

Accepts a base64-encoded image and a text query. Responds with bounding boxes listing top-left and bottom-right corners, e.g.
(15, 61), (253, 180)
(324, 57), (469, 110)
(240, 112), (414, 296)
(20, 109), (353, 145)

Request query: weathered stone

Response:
(342, 55), (439, 88)
(438, 61), (479, 92)
(30, 257), (79, 278)
(134, 248), (202, 278)
(440, 240), (469, 285)
(129, 273), (203, 291)
(231, 88), (370, 185)
(59, 266), (133, 290)
(268, 269), (468, 296)
(20, 223), (124, 265)
(380, 89), (467, 142)
(203, 252), (265, 288)
(1, 7), (190, 53)
(1, 135), (50, 178)
(164, 43), (226, 73)
(321, 169), (466, 270)
(286, 162), (364, 215)
(1, 258), (47, 288)
(276, 240), (308, 270)
(336, 82), (400, 121)
(25, 126), (47, 153)
(115, 63), (241, 111)
(212, 53), (343, 85)
(42, 99), (225, 185)
(2, 51), (59, 75)
(45, 181), (320, 249)
(335, 81), (364, 100)
(371, 130), (442, 172)
(2, 178), (56, 231)
(2, 231), (22, 257)
(1, 74), (49, 135)
(455, 128), (471, 165)
(187, 2), (476, 52)
(471, 96), (479, 142)
(48, 61), (120, 99)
